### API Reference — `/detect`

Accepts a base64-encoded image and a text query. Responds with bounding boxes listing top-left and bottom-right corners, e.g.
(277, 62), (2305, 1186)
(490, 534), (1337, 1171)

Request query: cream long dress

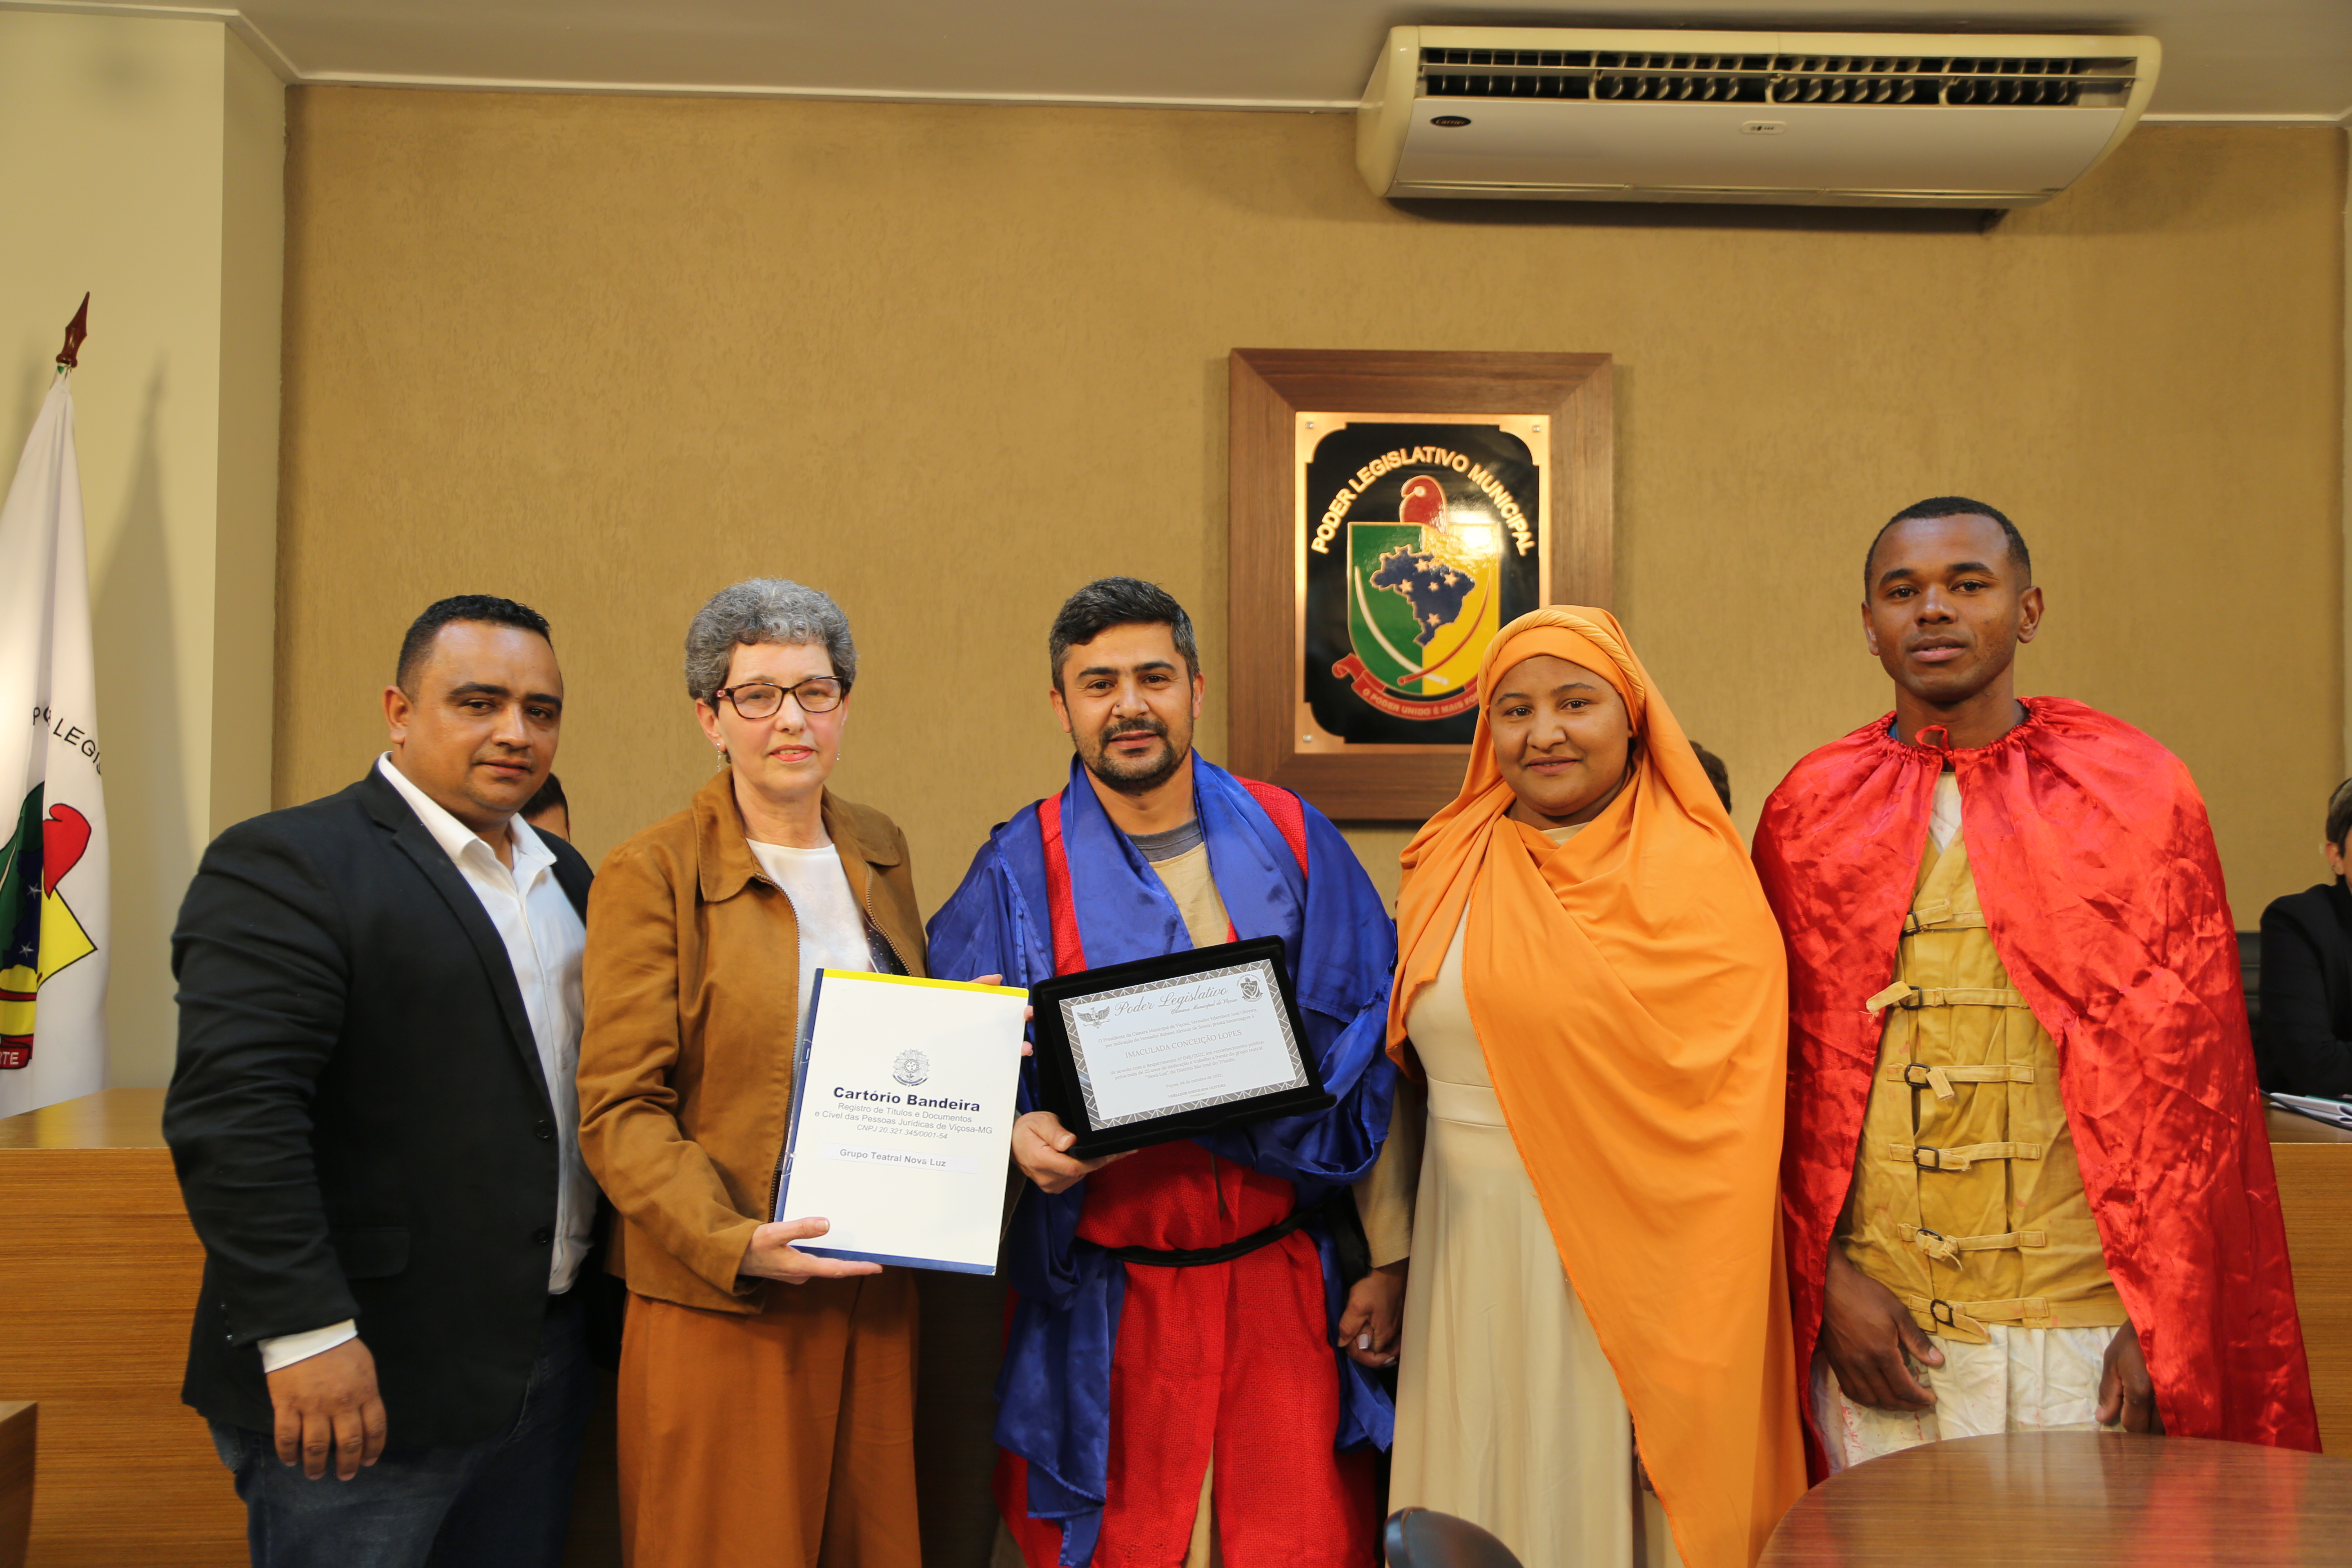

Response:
(1379, 825), (1682, 1568)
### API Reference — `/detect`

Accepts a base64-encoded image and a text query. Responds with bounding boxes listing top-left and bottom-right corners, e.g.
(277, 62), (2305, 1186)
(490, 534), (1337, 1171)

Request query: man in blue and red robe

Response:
(929, 578), (1399, 1568)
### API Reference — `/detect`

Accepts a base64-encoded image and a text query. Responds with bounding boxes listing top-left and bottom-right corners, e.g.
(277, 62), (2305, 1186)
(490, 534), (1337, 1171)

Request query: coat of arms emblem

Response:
(1301, 418), (1545, 748)
(891, 1049), (930, 1087)
(1, 791), (99, 1068)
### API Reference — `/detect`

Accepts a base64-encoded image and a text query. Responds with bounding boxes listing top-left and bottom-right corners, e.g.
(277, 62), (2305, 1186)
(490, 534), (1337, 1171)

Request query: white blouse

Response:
(746, 840), (873, 1038)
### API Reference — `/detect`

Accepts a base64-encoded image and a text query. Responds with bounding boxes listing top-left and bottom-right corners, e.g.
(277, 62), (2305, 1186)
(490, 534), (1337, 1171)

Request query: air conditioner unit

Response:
(1357, 26), (2160, 207)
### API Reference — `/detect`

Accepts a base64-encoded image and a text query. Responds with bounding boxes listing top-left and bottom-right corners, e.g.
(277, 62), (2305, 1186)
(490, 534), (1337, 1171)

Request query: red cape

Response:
(1755, 697), (2317, 1476)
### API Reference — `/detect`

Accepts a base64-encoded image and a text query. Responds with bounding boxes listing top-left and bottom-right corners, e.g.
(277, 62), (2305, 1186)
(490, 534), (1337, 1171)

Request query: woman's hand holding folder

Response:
(738, 1217), (885, 1286)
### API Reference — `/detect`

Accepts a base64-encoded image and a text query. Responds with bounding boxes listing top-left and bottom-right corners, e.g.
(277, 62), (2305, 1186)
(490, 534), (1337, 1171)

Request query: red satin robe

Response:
(994, 1143), (1374, 1567)
(1754, 698), (2319, 1478)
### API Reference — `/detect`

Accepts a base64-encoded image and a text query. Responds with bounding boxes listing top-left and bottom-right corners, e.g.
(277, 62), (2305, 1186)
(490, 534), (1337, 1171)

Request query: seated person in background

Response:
(2257, 778), (2352, 1097)
(522, 772), (569, 840)
(1690, 741), (1732, 811)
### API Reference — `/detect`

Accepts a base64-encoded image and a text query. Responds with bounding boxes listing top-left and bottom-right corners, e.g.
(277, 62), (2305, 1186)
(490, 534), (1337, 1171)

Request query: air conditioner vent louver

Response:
(1419, 47), (2135, 108)
(1362, 27), (2161, 208)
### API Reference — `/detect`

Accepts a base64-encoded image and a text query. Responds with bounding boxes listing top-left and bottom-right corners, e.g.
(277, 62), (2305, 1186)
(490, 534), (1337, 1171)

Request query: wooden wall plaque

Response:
(1227, 349), (1613, 820)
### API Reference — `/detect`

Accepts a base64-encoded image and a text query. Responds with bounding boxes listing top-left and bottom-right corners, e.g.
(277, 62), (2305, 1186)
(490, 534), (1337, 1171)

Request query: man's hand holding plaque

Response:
(1010, 1111), (1135, 1194)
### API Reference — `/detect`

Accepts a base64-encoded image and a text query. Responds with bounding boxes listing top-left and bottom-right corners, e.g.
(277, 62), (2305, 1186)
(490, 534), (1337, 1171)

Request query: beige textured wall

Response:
(2, 12), (282, 1093)
(276, 90), (2343, 929)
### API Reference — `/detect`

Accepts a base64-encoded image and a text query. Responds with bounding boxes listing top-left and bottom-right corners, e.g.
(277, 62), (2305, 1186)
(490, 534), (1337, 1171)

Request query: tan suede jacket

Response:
(577, 769), (928, 1314)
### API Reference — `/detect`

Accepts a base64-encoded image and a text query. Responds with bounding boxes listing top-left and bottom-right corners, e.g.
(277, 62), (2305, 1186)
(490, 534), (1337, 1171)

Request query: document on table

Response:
(774, 971), (1028, 1274)
(2268, 1091), (2352, 1131)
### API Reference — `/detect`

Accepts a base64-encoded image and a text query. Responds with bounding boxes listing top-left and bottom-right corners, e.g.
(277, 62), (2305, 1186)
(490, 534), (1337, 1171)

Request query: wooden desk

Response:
(0, 1402), (33, 1568)
(1762, 1432), (2352, 1565)
(2271, 1137), (2352, 1452)
(0, 1089), (242, 1566)
(0, 1090), (628, 1568)
(2269, 1105), (2352, 1144)
(5, 1090), (2342, 1562)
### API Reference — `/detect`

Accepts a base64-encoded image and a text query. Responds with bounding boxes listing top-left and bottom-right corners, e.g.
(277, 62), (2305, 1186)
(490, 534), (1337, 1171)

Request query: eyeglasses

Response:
(712, 677), (847, 718)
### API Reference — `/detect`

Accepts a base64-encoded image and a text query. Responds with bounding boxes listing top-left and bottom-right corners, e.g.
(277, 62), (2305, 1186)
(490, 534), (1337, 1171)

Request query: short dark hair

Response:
(1690, 742), (1732, 811)
(522, 773), (567, 820)
(1864, 497), (2032, 592)
(396, 595), (553, 692)
(1049, 578), (1200, 690)
(2327, 777), (2352, 851)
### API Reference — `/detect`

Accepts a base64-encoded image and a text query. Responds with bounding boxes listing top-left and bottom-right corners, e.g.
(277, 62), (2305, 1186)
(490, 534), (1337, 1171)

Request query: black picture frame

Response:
(1028, 936), (1335, 1158)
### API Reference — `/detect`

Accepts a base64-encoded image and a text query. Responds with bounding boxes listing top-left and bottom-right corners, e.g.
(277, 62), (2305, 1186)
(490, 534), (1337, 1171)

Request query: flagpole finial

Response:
(56, 294), (89, 369)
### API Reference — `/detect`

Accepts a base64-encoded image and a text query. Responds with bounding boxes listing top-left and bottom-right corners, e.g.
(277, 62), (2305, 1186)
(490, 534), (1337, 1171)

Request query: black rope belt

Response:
(1101, 1198), (1326, 1270)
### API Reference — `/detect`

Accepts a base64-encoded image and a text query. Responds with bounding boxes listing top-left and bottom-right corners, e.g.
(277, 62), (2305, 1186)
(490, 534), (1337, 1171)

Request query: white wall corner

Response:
(0, 9), (285, 1088)
(212, 26), (282, 839)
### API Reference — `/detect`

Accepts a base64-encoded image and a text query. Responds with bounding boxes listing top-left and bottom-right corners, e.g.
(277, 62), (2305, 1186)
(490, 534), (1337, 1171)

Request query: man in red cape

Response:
(1755, 497), (2317, 1479)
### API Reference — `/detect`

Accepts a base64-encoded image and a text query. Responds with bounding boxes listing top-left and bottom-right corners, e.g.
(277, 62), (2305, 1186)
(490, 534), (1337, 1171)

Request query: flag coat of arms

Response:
(1343, 472), (1506, 717)
(1301, 418), (1544, 747)
(0, 370), (109, 1115)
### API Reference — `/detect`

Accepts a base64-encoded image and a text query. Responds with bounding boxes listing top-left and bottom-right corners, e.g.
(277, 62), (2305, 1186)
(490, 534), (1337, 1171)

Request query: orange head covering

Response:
(1390, 606), (1805, 1568)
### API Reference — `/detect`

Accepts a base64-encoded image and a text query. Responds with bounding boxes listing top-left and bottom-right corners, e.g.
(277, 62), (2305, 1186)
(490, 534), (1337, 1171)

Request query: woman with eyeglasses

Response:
(578, 579), (928, 1568)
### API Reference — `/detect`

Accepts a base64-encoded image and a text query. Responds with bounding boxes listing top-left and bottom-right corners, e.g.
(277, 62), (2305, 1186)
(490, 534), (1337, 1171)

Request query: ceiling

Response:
(18, 0), (2352, 120)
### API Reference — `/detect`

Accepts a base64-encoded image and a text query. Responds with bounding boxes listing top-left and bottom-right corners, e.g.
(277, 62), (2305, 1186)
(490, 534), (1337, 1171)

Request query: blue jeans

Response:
(210, 1292), (593, 1568)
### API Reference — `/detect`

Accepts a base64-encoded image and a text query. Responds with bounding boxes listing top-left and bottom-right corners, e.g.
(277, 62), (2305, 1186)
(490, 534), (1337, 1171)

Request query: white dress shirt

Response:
(257, 755), (594, 1374)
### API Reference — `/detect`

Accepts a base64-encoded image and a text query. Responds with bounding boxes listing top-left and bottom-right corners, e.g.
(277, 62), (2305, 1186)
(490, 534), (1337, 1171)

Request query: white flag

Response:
(0, 370), (109, 1116)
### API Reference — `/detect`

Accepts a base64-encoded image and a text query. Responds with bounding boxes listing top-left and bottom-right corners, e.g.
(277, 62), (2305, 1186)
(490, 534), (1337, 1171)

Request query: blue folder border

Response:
(795, 1246), (996, 1275)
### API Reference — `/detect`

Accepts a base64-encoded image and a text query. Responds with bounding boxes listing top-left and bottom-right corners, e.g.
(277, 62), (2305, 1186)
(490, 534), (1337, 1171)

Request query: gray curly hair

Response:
(684, 579), (857, 704)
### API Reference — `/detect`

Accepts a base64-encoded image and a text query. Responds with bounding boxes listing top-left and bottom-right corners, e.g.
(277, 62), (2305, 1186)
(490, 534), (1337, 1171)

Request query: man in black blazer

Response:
(2258, 777), (2352, 1098)
(166, 595), (599, 1568)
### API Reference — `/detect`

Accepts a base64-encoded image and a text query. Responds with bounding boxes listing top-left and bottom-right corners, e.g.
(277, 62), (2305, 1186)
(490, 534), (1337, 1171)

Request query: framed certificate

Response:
(775, 970), (1029, 1274)
(1029, 936), (1334, 1158)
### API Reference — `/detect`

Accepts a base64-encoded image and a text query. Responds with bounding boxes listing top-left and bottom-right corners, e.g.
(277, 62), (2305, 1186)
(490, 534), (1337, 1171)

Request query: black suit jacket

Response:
(2256, 880), (2352, 1098)
(165, 768), (596, 1446)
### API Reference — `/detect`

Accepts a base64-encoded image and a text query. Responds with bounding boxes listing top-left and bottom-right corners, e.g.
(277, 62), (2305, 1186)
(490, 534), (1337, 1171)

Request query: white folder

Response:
(774, 970), (1028, 1274)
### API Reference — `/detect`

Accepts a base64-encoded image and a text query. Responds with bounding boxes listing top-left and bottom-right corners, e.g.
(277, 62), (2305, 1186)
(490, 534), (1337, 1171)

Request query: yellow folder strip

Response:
(819, 969), (1028, 998)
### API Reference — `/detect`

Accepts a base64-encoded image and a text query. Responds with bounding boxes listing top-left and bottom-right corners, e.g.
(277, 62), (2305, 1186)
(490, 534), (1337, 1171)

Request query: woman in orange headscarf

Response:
(1373, 606), (1805, 1568)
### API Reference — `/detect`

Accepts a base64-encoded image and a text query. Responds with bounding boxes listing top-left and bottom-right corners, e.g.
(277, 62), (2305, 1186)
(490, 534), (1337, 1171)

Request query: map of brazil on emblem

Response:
(1301, 417), (1546, 748)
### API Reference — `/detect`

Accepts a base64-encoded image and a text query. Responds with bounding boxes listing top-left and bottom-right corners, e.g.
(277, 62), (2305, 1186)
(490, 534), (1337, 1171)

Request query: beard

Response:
(1080, 715), (1189, 795)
